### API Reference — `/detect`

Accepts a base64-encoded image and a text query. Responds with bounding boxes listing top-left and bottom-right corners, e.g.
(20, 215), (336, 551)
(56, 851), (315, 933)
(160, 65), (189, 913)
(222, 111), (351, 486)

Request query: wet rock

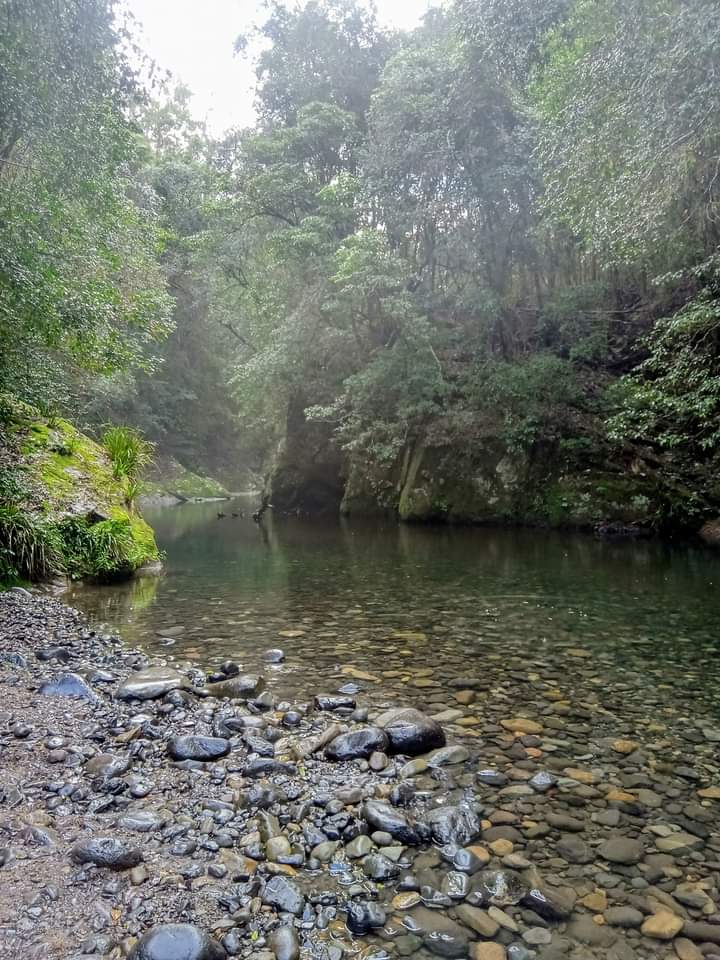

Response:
(39, 673), (96, 700)
(404, 906), (469, 959)
(375, 707), (446, 756)
(116, 667), (188, 701)
(522, 884), (576, 921)
(262, 876), (305, 916)
(269, 925), (299, 960)
(325, 727), (389, 761)
(598, 835), (644, 864)
(208, 673), (265, 700)
(641, 912), (684, 940)
(70, 837), (142, 870)
(168, 735), (231, 762)
(363, 800), (430, 845)
(556, 834), (594, 864)
(424, 803), (480, 846)
(427, 745), (470, 767)
(470, 871), (529, 907)
(129, 923), (225, 959)
(346, 901), (386, 934)
(314, 694), (356, 711)
(604, 907), (644, 928)
(346, 835), (373, 859)
(263, 649), (285, 663)
(362, 852), (401, 880)
(455, 904), (499, 937)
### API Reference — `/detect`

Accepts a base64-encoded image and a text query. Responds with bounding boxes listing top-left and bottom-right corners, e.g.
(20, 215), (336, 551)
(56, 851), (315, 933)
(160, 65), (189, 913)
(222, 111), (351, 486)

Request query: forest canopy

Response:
(1, 0), (719, 529)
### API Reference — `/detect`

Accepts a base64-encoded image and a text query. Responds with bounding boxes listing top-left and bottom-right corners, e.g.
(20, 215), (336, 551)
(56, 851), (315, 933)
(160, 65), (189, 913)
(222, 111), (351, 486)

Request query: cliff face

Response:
(0, 397), (159, 583)
(340, 440), (654, 530)
(266, 406), (704, 534)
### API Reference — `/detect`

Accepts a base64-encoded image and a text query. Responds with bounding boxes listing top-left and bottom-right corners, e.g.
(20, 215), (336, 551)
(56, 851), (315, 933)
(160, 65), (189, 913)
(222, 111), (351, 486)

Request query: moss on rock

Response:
(0, 395), (160, 582)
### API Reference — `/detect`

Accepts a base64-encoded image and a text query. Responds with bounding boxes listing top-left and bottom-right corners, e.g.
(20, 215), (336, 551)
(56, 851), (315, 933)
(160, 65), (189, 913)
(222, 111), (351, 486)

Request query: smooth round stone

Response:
(267, 837), (293, 861)
(269, 925), (299, 960)
(641, 912), (684, 940)
(261, 876), (305, 915)
(325, 727), (389, 761)
(375, 707), (446, 756)
(598, 836), (644, 864)
(427, 746), (470, 767)
(346, 835), (373, 859)
(471, 945), (506, 960)
(71, 838), (142, 871)
(168, 736), (230, 762)
(455, 905), (499, 938)
(346, 901), (386, 934)
(129, 923), (225, 959)
(116, 667), (188, 701)
(86, 753), (131, 779)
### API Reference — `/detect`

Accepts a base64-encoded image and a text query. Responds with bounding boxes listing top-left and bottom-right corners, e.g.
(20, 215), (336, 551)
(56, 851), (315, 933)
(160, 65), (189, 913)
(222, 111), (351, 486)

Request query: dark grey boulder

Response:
(375, 707), (445, 756)
(168, 735), (231, 762)
(70, 837), (142, 870)
(129, 923), (225, 959)
(325, 726), (389, 761)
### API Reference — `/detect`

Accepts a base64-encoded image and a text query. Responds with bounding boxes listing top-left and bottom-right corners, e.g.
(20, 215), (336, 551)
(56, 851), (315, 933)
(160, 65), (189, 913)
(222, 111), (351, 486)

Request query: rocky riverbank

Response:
(1, 592), (720, 960)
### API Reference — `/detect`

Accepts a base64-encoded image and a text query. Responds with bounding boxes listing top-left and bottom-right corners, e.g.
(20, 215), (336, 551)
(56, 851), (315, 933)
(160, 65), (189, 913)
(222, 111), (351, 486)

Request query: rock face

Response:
(325, 726), (389, 760)
(167, 735), (231, 762)
(375, 707), (446, 756)
(129, 923), (225, 960)
(70, 838), (142, 870)
(207, 673), (265, 700)
(116, 667), (188, 701)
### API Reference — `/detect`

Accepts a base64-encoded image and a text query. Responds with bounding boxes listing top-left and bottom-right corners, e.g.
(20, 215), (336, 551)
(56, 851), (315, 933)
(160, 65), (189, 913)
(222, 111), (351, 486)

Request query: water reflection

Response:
(69, 499), (720, 715)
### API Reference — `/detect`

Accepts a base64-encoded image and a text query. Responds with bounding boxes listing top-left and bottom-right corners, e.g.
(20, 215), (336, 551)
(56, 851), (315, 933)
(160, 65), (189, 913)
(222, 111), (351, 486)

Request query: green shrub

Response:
(0, 506), (64, 581)
(102, 426), (154, 481)
(58, 516), (148, 581)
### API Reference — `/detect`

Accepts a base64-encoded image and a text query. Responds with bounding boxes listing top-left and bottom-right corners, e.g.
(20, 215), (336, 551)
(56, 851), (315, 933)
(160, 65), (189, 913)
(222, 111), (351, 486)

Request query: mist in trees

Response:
(1, 0), (719, 524)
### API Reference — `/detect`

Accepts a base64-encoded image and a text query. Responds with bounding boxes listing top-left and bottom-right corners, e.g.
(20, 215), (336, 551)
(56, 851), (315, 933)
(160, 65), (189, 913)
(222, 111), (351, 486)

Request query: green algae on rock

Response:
(0, 395), (160, 583)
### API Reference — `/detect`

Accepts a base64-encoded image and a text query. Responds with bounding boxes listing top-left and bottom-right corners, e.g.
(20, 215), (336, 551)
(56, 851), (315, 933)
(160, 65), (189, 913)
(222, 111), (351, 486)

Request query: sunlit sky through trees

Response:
(123, 0), (435, 133)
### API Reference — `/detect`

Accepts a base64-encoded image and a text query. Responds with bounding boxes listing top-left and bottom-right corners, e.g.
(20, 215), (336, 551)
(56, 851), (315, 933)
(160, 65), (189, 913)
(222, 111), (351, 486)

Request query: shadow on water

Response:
(69, 499), (720, 714)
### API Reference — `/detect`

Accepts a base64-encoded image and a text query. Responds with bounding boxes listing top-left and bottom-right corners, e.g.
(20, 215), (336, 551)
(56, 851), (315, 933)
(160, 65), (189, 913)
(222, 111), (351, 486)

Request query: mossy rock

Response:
(0, 395), (160, 582)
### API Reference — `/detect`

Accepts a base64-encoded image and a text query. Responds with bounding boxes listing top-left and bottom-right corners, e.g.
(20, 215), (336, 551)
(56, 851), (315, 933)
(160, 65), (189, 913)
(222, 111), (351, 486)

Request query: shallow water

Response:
(70, 499), (720, 720)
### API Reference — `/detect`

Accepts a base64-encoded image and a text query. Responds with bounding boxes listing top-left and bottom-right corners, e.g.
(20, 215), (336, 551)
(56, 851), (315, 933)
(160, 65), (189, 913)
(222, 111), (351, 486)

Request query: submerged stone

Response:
(39, 672), (96, 700)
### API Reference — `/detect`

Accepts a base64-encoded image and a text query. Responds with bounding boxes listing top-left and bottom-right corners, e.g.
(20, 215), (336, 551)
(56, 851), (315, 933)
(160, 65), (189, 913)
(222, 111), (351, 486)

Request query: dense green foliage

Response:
(1, 0), (719, 537)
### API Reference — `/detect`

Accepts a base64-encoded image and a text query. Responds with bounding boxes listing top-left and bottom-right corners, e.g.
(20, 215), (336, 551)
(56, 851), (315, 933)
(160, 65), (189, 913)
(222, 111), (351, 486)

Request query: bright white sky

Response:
(123, 0), (434, 134)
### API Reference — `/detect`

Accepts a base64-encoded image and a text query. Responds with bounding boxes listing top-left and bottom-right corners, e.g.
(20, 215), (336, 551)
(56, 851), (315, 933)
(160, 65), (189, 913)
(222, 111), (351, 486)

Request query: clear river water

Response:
(69, 498), (720, 721)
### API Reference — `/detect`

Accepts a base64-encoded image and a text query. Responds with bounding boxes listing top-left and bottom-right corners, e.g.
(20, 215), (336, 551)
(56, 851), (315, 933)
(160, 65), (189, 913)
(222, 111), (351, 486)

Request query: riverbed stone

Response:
(598, 835), (644, 864)
(269, 925), (299, 960)
(168, 735), (231, 762)
(71, 837), (143, 870)
(116, 667), (188, 700)
(325, 726), (389, 760)
(129, 923), (225, 959)
(262, 876), (305, 915)
(39, 672), (97, 700)
(208, 673), (265, 700)
(375, 707), (446, 756)
(641, 911), (684, 940)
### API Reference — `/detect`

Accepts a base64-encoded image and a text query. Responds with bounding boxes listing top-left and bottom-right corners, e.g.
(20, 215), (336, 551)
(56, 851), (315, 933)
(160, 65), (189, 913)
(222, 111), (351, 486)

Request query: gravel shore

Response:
(1, 590), (720, 960)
